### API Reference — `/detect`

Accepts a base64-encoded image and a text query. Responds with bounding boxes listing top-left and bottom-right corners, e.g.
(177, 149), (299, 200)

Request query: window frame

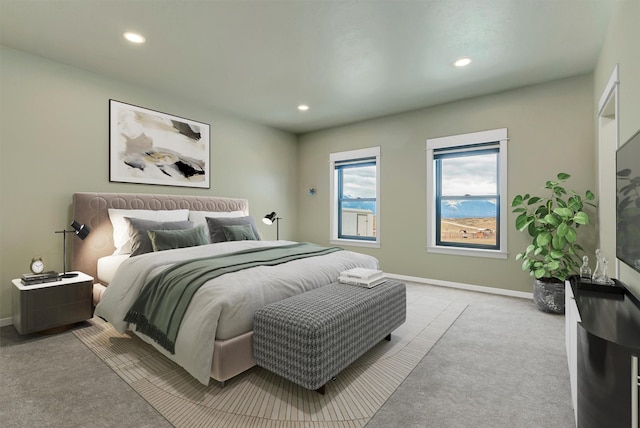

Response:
(426, 129), (508, 259)
(329, 146), (381, 248)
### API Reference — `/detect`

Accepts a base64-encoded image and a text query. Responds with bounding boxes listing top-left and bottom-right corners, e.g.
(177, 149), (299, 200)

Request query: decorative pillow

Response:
(222, 224), (257, 241)
(148, 225), (209, 252)
(108, 208), (189, 255)
(205, 216), (261, 243)
(126, 218), (194, 256)
(188, 210), (245, 238)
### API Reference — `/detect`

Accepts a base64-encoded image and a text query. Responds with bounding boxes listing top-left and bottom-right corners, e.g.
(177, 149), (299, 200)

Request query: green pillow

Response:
(148, 225), (209, 252)
(126, 218), (194, 256)
(205, 216), (261, 243)
(222, 224), (257, 241)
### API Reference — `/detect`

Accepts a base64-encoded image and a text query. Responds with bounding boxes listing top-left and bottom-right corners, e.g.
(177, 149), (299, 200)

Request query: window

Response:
(426, 129), (508, 258)
(330, 147), (380, 248)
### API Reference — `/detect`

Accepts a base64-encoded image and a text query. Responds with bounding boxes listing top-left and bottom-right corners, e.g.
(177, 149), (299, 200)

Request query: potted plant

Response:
(511, 172), (596, 313)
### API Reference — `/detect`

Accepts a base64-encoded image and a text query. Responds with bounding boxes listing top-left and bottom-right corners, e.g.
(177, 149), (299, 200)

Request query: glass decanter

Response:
(592, 249), (614, 285)
(580, 255), (591, 282)
(592, 249), (606, 284)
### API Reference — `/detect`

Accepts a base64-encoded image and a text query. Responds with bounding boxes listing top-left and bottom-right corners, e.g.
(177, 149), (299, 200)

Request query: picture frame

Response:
(109, 99), (210, 188)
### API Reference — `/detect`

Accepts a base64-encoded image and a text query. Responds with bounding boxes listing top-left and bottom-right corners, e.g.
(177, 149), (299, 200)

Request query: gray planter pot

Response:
(533, 279), (565, 314)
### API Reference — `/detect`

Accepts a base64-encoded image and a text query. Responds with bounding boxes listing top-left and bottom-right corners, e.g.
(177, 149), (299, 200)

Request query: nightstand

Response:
(12, 272), (94, 334)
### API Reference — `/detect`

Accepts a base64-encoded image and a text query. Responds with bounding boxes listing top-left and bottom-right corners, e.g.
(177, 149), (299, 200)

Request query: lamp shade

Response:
(263, 212), (277, 225)
(71, 220), (91, 240)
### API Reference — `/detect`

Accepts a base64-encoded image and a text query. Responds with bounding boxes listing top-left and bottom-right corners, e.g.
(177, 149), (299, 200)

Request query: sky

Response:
(342, 165), (376, 199)
(440, 152), (497, 196)
(339, 152), (497, 200)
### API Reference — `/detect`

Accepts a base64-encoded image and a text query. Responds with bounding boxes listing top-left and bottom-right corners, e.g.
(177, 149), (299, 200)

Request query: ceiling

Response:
(0, 0), (616, 134)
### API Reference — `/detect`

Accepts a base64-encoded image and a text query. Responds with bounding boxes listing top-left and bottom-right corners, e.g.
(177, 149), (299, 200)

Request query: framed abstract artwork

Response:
(109, 100), (210, 188)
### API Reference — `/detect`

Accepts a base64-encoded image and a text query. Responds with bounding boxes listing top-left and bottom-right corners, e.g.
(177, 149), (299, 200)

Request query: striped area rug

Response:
(75, 285), (466, 427)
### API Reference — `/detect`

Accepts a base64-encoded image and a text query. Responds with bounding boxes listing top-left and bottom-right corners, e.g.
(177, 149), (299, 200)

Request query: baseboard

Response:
(385, 273), (533, 299)
(0, 277), (530, 327)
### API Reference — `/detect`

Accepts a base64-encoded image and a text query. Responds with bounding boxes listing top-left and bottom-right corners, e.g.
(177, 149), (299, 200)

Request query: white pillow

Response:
(189, 210), (244, 237)
(108, 208), (190, 255)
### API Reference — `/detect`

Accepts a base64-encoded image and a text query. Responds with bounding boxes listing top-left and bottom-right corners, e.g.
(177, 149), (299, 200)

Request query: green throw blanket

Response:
(124, 243), (343, 353)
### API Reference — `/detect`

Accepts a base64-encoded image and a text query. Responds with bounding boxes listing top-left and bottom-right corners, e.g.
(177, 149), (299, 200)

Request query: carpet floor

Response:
(367, 283), (575, 428)
(73, 285), (467, 427)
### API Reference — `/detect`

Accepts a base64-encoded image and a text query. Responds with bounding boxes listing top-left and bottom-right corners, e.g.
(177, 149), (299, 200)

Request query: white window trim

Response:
(329, 146), (381, 248)
(426, 128), (508, 259)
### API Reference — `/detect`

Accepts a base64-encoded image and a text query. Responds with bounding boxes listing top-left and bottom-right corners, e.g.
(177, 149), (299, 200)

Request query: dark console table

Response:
(566, 277), (640, 428)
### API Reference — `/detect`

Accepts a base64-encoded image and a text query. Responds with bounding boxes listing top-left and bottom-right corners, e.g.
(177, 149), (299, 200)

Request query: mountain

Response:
(343, 196), (376, 214)
(441, 200), (496, 219)
(342, 199), (493, 218)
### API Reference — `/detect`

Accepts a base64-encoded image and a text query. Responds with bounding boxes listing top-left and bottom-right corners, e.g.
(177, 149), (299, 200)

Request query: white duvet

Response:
(94, 240), (379, 384)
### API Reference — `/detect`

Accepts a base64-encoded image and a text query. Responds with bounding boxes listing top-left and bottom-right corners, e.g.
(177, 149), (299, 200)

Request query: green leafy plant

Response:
(512, 173), (596, 282)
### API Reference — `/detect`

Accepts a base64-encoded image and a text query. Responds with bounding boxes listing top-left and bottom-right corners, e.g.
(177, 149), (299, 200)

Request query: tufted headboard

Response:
(71, 192), (249, 281)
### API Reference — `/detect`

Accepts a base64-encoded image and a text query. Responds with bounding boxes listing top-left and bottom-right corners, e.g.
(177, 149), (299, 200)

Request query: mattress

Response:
(95, 240), (379, 384)
(97, 254), (130, 285)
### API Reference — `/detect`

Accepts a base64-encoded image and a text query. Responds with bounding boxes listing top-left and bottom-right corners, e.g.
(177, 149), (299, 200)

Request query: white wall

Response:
(297, 75), (596, 294)
(593, 0), (640, 296)
(0, 47), (298, 319)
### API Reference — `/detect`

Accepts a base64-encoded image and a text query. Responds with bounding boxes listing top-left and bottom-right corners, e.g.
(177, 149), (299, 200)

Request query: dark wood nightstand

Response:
(12, 272), (93, 334)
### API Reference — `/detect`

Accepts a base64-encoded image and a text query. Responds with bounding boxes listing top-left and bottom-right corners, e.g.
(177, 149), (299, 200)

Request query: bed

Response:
(71, 192), (379, 385)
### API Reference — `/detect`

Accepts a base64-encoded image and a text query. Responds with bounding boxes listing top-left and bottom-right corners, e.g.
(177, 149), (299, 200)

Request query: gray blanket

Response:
(123, 242), (342, 353)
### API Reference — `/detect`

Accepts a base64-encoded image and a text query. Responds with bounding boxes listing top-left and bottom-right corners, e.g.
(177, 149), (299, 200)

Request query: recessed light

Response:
(454, 57), (472, 67)
(124, 32), (146, 44)
(298, 104), (310, 112)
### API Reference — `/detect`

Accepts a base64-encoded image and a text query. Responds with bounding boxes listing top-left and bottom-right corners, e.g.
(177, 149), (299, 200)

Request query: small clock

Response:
(30, 257), (45, 274)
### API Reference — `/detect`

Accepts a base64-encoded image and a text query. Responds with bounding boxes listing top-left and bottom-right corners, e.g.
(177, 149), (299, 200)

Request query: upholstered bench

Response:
(253, 280), (406, 394)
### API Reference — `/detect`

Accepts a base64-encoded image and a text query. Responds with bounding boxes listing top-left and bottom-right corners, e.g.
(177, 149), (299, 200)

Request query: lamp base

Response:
(59, 272), (79, 279)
